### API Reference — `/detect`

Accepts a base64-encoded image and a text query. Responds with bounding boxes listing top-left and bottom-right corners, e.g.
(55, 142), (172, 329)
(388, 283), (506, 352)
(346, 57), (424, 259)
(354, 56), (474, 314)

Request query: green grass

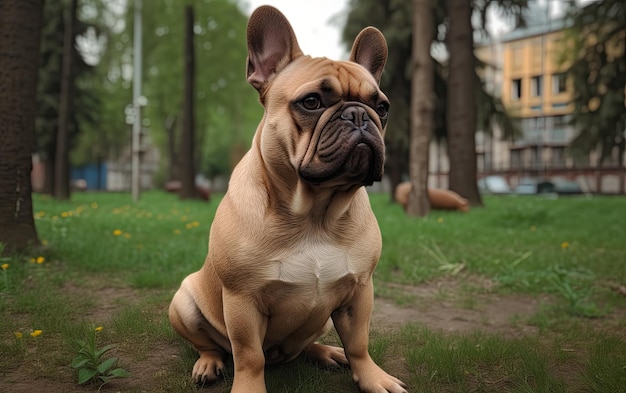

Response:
(0, 191), (625, 392)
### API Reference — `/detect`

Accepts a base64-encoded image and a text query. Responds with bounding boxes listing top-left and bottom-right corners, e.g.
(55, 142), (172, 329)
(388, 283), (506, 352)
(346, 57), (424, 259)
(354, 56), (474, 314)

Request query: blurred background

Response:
(7, 0), (625, 201)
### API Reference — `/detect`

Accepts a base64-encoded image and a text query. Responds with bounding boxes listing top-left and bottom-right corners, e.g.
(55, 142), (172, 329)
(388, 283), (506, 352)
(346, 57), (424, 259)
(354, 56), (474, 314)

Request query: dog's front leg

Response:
(223, 289), (268, 393)
(332, 280), (408, 393)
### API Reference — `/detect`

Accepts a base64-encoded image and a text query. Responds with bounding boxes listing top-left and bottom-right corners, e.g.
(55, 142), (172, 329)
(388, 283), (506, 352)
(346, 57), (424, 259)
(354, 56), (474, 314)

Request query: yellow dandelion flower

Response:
(91, 202), (98, 208)
(561, 241), (570, 249)
(14, 332), (23, 339)
(30, 330), (42, 337)
(60, 211), (69, 218)
(42, 239), (49, 246)
(95, 326), (103, 332)
(185, 223), (193, 229)
(36, 256), (45, 264)
(113, 229), (123, 236)
(173, 229), (181, 235)
(1, 263), (9, 270)
(437, 217), (444, 223)
(180, 215), (188, 221)
(191, 221), (200, 227)
(123, 233), (131, 239)
(36, 211), (45, 218)
(530, 225), (537, 232)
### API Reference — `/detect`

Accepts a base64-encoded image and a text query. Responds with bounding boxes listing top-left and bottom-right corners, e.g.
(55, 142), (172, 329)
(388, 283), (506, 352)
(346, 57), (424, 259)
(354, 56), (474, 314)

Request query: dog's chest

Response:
(271, 243), (356, 288)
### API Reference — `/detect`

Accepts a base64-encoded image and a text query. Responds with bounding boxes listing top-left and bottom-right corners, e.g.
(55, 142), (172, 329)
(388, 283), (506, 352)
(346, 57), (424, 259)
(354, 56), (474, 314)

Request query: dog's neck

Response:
(240, 126), (362, 224)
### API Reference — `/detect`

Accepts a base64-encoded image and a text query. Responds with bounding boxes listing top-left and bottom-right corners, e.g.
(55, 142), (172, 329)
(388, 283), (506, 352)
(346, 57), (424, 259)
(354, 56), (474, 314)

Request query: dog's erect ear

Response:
(246, 6), (303, 92)
(349, 27), (388, 85)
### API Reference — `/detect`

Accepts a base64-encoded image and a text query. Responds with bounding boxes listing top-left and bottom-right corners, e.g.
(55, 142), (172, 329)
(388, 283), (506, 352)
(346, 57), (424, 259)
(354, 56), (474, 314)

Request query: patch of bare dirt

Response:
(372, 277), (545, 335)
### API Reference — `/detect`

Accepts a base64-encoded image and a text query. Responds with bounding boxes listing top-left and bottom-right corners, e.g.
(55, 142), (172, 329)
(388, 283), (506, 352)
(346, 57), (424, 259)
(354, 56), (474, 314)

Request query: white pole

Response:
(131, 0), (142, 202)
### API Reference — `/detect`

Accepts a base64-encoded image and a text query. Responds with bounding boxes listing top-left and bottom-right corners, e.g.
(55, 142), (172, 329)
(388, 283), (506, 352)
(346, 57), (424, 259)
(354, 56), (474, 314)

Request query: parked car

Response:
(478, 175), (512, 194)
(514, 177), (583, 195)
(550, 176), (584, 195)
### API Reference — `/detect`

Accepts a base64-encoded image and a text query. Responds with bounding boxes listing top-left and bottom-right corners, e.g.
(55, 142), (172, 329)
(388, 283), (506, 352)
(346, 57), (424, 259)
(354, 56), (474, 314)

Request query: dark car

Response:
(514, 177), (583, 195)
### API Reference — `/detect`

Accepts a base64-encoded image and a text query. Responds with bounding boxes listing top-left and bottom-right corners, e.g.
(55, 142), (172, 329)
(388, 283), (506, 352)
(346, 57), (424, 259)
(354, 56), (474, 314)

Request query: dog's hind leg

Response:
(302, 319), (348, 368)
(169, 284), (229, 384)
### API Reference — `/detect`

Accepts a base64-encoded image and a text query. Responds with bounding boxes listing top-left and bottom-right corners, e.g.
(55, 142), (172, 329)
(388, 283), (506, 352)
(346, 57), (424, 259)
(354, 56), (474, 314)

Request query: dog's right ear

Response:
(246, 6), (303, 92)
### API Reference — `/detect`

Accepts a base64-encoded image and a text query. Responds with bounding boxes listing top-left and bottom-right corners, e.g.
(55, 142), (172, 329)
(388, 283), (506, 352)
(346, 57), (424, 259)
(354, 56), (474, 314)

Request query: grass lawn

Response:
(1, 191), (625, 392)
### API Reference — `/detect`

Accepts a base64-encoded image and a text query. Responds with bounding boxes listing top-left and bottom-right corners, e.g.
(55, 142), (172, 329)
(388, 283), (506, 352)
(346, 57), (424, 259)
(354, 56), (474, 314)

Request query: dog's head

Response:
(246, 6), (389, 191)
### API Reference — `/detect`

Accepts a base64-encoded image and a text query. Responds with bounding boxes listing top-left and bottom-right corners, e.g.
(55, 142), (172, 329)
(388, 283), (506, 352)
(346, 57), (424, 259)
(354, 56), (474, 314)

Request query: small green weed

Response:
(71, 326), (130, 387)
(548, 267), (605, 318)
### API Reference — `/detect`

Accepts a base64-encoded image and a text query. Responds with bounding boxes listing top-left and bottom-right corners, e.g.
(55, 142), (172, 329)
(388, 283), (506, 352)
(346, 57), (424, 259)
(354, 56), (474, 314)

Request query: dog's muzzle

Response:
(299, 104), (385, 186)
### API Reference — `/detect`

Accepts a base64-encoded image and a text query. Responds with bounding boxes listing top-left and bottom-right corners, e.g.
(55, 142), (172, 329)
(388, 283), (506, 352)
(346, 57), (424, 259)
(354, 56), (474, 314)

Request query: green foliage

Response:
(71, 326), (130, 385)
(36, 0), (103, 171)
(564, 0), (626, 160)
(104, 0), (263, 179)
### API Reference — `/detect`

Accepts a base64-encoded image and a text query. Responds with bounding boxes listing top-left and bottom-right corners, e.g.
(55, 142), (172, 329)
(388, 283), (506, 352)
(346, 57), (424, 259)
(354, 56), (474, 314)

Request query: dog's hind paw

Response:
(192, 352), (225, 385)
(303, 343), (349, 368)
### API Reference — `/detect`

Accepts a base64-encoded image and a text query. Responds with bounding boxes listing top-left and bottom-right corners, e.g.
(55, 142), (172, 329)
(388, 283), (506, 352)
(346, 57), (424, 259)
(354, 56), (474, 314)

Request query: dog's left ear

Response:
(246, 6), (304, 92)
(349, 27), (388, 85)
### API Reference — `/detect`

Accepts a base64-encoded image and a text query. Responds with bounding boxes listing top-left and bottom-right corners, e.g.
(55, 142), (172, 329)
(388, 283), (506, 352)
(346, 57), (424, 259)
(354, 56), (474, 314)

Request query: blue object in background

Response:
(71, 163), (107, 190)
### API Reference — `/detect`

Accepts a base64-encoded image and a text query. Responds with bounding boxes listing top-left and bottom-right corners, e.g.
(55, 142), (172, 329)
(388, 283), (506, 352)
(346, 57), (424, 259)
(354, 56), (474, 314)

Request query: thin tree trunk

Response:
(166, 115), (179, 181)
(54, 0), (78, 200)
(0, 0), (43, 254)
(406, 0), (434, 217)
(180, 5), (196, 199)
(446, 0), (483, 206)
(386, 141), (405, 202)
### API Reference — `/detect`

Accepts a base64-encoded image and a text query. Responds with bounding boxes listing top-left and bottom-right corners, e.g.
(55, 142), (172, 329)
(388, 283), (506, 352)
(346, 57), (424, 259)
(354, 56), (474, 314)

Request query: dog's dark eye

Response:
(376, 102), (389, 118)
(301, 95), (321, 110)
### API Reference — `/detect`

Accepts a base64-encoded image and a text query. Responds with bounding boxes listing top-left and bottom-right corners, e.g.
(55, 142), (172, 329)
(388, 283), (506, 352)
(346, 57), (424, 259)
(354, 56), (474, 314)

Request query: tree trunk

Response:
(386, 141), (405, 202)
(445, 0), (483, 206)
(406, 0), (434, 217)
(166, 115), (179, 181)
(54, 0), (78, 200)
(180, 5), (196, 199)
(0, 0), (43, 254)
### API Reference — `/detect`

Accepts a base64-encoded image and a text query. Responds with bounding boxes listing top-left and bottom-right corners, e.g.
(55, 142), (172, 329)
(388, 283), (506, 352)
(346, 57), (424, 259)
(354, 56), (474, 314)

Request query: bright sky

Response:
(242, 0), (350, 61)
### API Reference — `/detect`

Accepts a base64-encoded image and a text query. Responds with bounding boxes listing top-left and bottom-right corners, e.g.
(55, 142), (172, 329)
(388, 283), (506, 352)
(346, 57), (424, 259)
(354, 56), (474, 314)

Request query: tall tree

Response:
(406, 0), (434, 217)
(180, 4), (197, 199)
(446, 0), (482, 206)
(36, 0), (104, 194)
(0, 0), (43, 253)
(54, 0), (78, 200)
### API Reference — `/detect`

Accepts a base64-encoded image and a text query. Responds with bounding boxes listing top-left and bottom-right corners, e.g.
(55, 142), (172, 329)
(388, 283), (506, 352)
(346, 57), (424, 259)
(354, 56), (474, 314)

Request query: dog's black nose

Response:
(341, 106), (369, 129)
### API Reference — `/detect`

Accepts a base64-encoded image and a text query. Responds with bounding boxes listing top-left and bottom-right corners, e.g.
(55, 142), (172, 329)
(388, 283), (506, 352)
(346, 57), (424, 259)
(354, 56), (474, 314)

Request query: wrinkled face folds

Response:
(261, 56), (389, 189)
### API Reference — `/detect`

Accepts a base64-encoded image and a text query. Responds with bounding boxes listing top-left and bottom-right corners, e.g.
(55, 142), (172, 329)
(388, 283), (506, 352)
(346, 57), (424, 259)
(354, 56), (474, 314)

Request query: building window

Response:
(510, 150), (521, 169)
(551, 147), (566, 168)
(551, 115), (570, 143)
(531, 75), (543, 97)
(511, 78), (522, 100)
(552, 73), (567, 94)
(530, 146), (542, 169)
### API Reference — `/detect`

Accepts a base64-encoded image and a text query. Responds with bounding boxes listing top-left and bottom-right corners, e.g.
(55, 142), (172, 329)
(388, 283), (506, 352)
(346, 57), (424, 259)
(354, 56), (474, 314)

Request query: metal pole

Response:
(131, 0), (142, 202)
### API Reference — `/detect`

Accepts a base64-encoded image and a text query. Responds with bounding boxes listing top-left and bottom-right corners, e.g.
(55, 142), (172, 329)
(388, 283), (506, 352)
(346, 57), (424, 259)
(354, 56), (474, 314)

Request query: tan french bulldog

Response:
(169, 5), (407, 393)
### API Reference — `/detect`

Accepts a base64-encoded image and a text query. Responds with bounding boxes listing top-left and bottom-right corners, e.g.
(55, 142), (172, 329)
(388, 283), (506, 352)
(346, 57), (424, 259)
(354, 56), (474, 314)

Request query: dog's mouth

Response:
(298, 105), (384, 186)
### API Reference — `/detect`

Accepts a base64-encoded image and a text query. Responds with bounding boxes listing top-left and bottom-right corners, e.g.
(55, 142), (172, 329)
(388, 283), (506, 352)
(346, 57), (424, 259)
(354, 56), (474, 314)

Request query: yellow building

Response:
(498, 17), (576, 172)
(472, 6), (625, 194)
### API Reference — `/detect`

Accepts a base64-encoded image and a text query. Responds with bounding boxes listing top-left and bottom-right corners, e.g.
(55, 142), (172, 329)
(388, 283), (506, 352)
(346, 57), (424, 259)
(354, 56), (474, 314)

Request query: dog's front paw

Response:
(192, 351), (225, 385)
(352, 362), (408, 393)
(303, 343), (349, 368)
